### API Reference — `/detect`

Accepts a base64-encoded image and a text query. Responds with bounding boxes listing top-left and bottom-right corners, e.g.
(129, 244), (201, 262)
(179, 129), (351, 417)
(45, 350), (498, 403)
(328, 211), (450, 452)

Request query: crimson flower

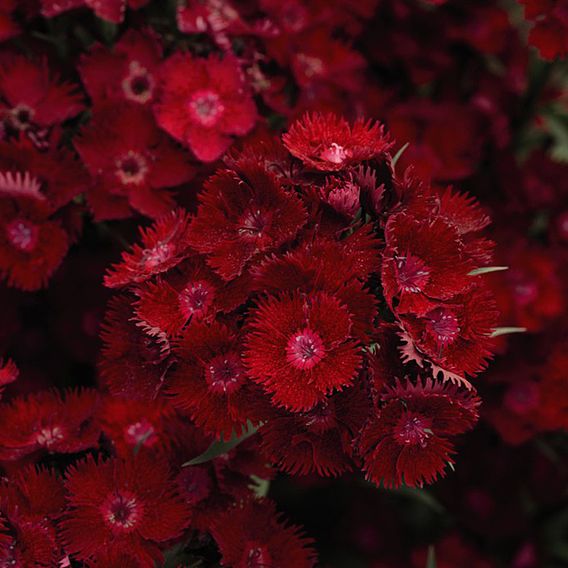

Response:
(359, 379), (480, 488)
(41, 0), (150, 23)
(75, 103), (194, 219)
(245, 291), (362, 410)
(210, 498), (317, 568)
(282, 113), (392, 171)
(187, 160), (307, 280)
(154, 52), (257, 162)
(61, 454), (190, 567)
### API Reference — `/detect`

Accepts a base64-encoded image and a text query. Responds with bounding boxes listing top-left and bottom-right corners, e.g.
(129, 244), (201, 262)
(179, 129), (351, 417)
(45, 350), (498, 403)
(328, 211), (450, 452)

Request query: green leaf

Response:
(391, 142), (410, 168)
(183, 421), (260, 467)
(468, 266), (508, 276)
(490, 327), (527, 338)
(426, 546), (437, 568)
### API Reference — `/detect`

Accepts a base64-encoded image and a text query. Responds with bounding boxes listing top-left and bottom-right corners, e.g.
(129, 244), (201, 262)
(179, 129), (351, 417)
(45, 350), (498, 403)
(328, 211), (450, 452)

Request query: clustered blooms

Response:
(0, 0), (567, 567)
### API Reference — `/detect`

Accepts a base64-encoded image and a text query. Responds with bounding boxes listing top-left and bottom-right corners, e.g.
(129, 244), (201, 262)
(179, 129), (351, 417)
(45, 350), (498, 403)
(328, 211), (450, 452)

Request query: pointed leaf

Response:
(468, 266), (509, 276)
(490, 327), (527, 337)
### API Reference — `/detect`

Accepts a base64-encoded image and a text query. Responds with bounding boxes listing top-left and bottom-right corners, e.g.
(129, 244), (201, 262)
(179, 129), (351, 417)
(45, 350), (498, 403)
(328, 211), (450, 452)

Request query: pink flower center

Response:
(36, 425), (64, 447)
(6, 218), (40, 253)
(286, 328), (325, 370)
(511, 278), (539, 306)
(426, 307), (460, 345)
(180, 280), (214, 320)
(319, 142), (351, 164)
(243, 544), (273, 568)
(504, 381), (540, 415)
(140, 242), (173, 269)
(115, 151), (149, 186)
(10, 103), (35, 131)
(102, 492), (141, 531)
(206, 352), (244, 394)
(122, 61), (155, 104)
(394, 412), (432, 447)
(124, 419), (157, 448)
(296, 53), (324, 78)
(237, 208), (272, 239)
(396, 254), (431, 293)
(188, 89), (225, 127)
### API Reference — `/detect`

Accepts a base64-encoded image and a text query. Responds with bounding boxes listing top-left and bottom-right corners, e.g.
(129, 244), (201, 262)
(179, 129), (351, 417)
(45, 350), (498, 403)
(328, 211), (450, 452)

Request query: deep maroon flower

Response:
(155, 52), (257, 162)
(521, 0), (568, 60)
(282, 112), (392, 171)
(187, 160), (307, 280)
(0, 1), (20, 42)
(104, 209), (192, 288)
(79, 29), (161, 106)
(61, 454), (190, 567)
(168, 320), (257, 437)
(0, 55), (83, 138)
(245, 291), (362, 410)
(0, 389), (99, 461)
(359, 380), (480, 488)
(75, 103), (194, 219)
(210, 498), (317, 568)
(41, 0), (150, 23)
(0, 357), (17, 395)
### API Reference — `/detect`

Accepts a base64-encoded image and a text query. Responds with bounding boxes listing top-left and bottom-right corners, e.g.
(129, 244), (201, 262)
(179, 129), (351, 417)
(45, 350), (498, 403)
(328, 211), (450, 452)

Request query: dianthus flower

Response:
(521, 0), (568, 60)
(41, 0), (150, 23)
(75, 103), (194, 219)
(210, 498), (317, 568)
(155, 52), (257, 162)
(61, 454), (190, 567)
(359, 379), (480, 488)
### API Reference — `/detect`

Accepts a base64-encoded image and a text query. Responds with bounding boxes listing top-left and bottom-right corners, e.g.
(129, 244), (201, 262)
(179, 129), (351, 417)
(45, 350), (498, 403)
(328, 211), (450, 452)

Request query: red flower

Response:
(104, 209), (192, 288)
(155, 52), (257, 162)
(359, 379), (480, 488)
(0, 357), (17, 395)
(258, 385), (370, 476)
(382, 213), (474, 314)
(75, 103), (194, 220)
(187, 161), (306, 280)
(0, 389), (100, 461)
(522, 0), (568, 60)
(79, 29), (161, 106)
(168, 320), (257, 437)
(0, 1), (20, 42)
(210, 498), (317, 568)
(245, 291), (362, 410)
(41, 0), (150, 23)
(99, 296), (172, 400)
(0, 55), (83, 139)
(282, 113), (392, 171)
(61, 454), (190, 567)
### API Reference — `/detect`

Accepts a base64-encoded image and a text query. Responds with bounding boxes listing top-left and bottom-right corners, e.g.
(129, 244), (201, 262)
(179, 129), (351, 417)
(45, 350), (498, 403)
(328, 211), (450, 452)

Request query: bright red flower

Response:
(79, 29), (161, 106)
(61, 454), (190, 567)
(210, 498), (317, 568)
(41, 0), (150, 23)
(168, 320), (258, 437)
(99, 296), (172, 400)
(75, 103), (194, 220)
(360, 379), (480, 488)
(382, 213), (474, 314)
(282, 112), (392, 171)
(245, 291), (362, 410)
(154, 52), (257, 162)
(104, 209), (192, 288)
(187, 161), (307, 280)
(0, 389), (99, 461)
(0, 55), (83, 139)
(258, 385), (370, 476)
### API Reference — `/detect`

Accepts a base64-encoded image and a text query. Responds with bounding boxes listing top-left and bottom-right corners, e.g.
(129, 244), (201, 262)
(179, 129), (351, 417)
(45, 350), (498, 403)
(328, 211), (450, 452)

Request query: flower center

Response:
(325, 179), (360, 217)
(237, 208), (271, 239)
(394, 412), (432, 447)
(102, 493), (141, 531)
(426, 307), (460, 345)
(115, 151), (149, 186)
(6, 218), (40, 253)
(10, 104), (35, 131)
(319, 142), (351, 165)
(179, 280), (214, 320)
(122, 61), (155, 104)
(395, 254), (431, 293)
(36, 425), (64, 447)
(296, 53), (324, 78)
(206, 352), (244, 394)
(124, 419), (157, 448)
(188, 89), (225, 127)
(504, 381), (540, 415)
(286, 328), (325, 370)
(140, 242), (173, 269)
(302, 401), (336, 433)
(243, 544), (273, 568)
